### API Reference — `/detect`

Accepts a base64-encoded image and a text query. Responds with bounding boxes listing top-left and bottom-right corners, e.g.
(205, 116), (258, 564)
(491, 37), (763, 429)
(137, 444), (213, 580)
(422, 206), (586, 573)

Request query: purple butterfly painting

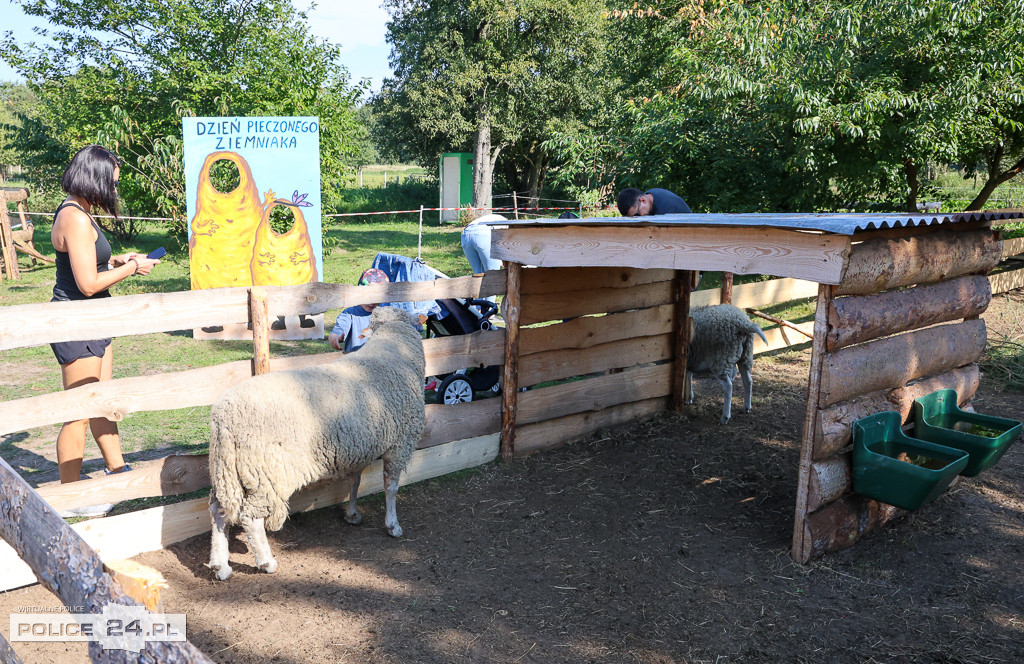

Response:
(289, 190), (313, 207)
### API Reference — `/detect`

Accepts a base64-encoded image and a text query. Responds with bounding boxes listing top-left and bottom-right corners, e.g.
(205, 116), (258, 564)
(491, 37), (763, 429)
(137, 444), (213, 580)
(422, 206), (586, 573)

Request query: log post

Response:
(671, 270), (695, 411)
(0, 192), (20, 280)
(792, 284), (835, 563)
(0, 456), (214, 662)
(249, 287), (271, 376)
(720, 272), (734, 304)
(501, 262), (522, 461)
(0, 632), (25, 664)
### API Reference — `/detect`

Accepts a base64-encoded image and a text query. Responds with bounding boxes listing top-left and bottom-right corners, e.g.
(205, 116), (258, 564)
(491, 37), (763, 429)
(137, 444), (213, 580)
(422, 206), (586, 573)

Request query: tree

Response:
(2, 0), (365, 239)
(0, 83), (38, 182)
(375, 0), (607, 208)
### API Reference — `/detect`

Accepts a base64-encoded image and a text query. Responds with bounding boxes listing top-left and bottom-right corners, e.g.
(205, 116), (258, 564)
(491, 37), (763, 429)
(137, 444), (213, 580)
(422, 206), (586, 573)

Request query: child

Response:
(328, 268), (389, 353)
(617, 187), (692, 217)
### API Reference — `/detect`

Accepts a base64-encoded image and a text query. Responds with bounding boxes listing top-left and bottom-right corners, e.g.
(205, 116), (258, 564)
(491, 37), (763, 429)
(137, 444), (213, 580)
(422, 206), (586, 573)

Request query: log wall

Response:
(792, 227), (1003, 562)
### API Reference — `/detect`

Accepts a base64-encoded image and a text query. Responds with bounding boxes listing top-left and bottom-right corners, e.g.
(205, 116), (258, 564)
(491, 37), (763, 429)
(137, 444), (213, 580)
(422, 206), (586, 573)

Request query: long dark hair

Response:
(61, 145), (121, 218)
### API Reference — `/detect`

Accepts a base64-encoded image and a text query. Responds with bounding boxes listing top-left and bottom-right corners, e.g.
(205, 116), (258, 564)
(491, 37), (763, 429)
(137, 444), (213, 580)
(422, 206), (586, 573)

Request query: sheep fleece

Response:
(209, 306), (426, 532)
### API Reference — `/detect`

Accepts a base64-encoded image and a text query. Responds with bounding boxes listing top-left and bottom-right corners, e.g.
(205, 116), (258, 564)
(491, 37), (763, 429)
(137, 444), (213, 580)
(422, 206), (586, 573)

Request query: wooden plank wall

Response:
(791, 229), (1005, 562)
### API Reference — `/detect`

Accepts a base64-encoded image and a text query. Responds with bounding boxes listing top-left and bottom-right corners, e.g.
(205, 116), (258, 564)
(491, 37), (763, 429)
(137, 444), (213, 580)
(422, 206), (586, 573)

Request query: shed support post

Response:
(672, 270), (697, 410)
(249, 287), (271, 376)
(501, 262), (522, 460)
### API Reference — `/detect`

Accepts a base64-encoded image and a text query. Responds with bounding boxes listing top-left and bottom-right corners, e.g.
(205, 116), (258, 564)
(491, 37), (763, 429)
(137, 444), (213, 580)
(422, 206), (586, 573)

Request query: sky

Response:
(0, 1), (393, 93)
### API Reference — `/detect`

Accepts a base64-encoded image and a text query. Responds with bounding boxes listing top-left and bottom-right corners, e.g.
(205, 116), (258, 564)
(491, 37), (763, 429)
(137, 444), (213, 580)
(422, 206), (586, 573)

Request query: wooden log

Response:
(520, 266), (675, 295)
(37, 454), (211, 512)
(501, 262), (522, 461)
(0, 332), (504, 436)
(813, 364), (980, 460)
(747, 308), (814, 339)
(1, 435), (499, 592)
(792, 284), (835, 563)
(0, 186), (29, 202)
(249, 287), (271, 375)
(491, 224), (851, 284)
(14, 238), (54, 263)
(753, 320), (815, 353)
(720, 272), (734, 303)
(514, 397), (669, 457)
(0, 456), (215, 661)
(518, 333), (673, 387)
(826, 276), (992, 350)
(672, 271), (694, 411)
(0, 632), (24, 664)
(806, 453), (852, 513)
(0, 192), (19, 280)
(520, 279), (674, 325)
(837, 230), (1002, 295)
(800, 495), (904, 561)
(0, 274), (506, 352)
(104, 559), (169, 612)
(519, 304), (675, 355)
(818, 319), (987, 407)
(517, 363), (672, 426)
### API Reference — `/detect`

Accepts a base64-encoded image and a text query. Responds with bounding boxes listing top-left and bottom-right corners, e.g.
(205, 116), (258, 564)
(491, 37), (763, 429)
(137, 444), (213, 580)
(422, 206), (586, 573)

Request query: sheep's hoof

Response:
(344, 511), (363, 526)
(212, 564), (233, 581)
(259, 558), (278, 574)
(387, 524), (403, 538)
(719, 416), (731, 425)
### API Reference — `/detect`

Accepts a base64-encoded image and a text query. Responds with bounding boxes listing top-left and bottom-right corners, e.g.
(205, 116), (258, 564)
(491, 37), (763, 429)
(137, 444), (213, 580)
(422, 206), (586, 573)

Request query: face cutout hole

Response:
(268, 204), (295, 234)
(209, 159), (241, 194)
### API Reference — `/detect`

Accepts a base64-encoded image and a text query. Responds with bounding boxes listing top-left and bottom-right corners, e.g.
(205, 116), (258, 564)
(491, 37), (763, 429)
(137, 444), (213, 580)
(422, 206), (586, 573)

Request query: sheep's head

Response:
(368, 306), (417, 332)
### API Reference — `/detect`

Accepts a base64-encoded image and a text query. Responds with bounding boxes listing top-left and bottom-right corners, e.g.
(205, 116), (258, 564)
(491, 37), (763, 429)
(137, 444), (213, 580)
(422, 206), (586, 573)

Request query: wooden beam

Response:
(519, 304), (675, 356)
(491, 225), (851, 284)
(422, 399), (500, 449)
(517, 364), (672, 425)
(518, 333), (673, 387)
(0, 273), (507, 352)
(520, 279), (674, 325)
(1002, 235), (1024, 259)
(513, 397), (668, 457)
(720, 272), (734, 304)
(838, 230), (1002, 295)
(792, 284), (835, 563)
(501, 262), (522, 462)
(0, 456), (215, 661)
(826, 276), (992, 351)
(249, 287), (270, 375)
(0, 332), (504, 436)
(991, 266), (1024, 295)
(520, 266), (676, 295)
(1, 435), (499, 592)
(818, 319), (987, 407)
(690, 277), (819, 309)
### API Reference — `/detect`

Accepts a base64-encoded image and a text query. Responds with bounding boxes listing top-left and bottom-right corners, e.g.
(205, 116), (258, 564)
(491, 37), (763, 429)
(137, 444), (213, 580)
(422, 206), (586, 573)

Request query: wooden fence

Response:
(2, 237), (1023, 592)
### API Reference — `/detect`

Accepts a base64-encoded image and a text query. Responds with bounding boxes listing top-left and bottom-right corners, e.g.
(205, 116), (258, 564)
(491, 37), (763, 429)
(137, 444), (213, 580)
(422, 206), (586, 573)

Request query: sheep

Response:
(207, 305), (426, 581)
(686, 304), (768, 425)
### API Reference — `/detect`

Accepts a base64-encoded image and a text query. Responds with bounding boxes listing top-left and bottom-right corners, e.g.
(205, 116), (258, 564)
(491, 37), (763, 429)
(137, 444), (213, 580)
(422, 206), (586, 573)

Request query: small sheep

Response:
(207, 306), (426, 580)
(686, 304), (768, 424)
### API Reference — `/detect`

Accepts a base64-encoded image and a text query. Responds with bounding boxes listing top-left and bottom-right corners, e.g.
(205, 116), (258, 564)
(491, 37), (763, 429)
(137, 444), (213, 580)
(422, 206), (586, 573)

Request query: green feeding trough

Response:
(852, 411), (969, 511)
(913, 389), (1022, 477)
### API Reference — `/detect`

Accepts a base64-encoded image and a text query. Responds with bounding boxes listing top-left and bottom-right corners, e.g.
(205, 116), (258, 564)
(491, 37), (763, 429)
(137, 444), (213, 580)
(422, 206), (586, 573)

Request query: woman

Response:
(50, 145), (161, 488)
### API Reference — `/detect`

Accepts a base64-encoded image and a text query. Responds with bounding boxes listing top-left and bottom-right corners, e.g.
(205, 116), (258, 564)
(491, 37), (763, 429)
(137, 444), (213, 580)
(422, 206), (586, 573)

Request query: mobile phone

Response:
(146, 247), (167, 260)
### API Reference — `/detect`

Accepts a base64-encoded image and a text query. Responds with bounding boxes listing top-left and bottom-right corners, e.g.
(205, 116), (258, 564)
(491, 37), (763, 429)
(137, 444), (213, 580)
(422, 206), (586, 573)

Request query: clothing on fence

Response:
(370, 252), (443, 320)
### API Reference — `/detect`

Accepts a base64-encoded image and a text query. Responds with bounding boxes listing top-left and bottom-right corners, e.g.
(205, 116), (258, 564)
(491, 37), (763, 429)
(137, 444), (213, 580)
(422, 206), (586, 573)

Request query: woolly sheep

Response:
(686, 304), (768, 425)
(207, 306), (426, 581)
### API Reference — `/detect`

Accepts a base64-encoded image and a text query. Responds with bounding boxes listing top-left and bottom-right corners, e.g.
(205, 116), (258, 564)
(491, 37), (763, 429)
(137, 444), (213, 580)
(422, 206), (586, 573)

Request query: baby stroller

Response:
(369, 253), (502, 404)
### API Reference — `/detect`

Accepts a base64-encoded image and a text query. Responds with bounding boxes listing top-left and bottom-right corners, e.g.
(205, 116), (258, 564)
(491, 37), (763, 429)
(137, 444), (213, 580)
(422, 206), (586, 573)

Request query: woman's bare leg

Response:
(57, 354), (103, 483)
(91, 344), (125, 472)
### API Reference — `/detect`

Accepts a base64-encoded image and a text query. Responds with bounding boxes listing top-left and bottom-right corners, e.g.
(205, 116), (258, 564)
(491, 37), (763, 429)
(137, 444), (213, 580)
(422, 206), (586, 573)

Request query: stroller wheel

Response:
(438, 375), (474, 404)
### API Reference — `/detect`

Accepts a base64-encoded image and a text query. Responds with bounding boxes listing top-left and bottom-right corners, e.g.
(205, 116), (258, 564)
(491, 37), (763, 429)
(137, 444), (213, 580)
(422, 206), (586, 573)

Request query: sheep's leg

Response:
(208, 494), (233, 581)
(382, 456), (404, 538)
(738, 359), (754, 414)
(685, 372), (694, 405)
(344, 469), (364, 525)
(241, 516), (278, 574)
(717, 371), (734, 425)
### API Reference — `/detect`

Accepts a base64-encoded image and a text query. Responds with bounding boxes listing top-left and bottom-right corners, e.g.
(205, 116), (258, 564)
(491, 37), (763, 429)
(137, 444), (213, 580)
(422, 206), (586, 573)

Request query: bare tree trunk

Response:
(966, 144), (1024, 211)
(903, 158), (919, 213)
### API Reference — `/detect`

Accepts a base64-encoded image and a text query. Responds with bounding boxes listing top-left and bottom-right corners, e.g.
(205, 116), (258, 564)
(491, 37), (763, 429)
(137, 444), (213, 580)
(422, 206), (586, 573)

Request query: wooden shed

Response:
(487, 210), (1024, 562)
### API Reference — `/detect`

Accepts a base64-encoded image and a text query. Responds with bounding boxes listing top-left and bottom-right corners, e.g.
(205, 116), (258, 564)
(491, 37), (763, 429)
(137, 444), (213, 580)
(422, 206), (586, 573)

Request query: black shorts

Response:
(50, 338), (111, 365)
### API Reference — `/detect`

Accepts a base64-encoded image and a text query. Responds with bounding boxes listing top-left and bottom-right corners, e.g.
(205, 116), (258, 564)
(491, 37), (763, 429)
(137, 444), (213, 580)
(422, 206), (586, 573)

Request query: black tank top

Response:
(52, 202), (113, 301)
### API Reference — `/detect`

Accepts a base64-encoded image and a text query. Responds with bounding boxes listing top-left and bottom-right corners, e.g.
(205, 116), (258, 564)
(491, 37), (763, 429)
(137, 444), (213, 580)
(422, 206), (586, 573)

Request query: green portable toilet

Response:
(439, 152), (476, 223)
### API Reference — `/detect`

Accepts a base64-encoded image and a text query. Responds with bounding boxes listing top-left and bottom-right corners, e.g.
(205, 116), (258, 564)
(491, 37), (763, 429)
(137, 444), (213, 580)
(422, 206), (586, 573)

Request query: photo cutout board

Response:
(184, 116), (324, 340)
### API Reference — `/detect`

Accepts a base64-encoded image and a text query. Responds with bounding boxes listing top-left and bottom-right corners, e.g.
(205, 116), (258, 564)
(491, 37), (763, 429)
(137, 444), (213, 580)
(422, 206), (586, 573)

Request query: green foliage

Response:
(2, 0), (366, 242)
(374, 0), (609, 201)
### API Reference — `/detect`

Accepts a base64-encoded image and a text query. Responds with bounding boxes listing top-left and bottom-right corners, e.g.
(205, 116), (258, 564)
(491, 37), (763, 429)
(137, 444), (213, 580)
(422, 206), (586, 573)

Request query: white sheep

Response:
(686, 304), (768, 424)
(207, 306), (426, 580)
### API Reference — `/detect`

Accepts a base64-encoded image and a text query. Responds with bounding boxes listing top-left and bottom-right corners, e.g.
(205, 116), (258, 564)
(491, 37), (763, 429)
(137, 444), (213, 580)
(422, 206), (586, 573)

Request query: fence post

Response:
(249, 287), (271, 376)
(500, 262), (522, 461)
(0, 192), (20, 281)
(721, 272), (734, 304)
(512, 192), (519, 220)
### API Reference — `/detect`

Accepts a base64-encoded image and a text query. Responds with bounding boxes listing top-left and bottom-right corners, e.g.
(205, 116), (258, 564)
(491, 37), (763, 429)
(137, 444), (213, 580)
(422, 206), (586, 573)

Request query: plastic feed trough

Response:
(913, 389), (1022, 477)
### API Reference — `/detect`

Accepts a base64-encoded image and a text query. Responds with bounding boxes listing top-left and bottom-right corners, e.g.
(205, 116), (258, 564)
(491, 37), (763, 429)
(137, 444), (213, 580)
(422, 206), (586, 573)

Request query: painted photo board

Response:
(184, 116), (323, 340)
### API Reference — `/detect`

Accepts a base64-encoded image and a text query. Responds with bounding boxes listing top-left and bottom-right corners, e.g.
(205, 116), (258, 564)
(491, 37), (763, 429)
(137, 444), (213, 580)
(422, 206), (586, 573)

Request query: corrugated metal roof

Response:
(483, 209), (1024, 235)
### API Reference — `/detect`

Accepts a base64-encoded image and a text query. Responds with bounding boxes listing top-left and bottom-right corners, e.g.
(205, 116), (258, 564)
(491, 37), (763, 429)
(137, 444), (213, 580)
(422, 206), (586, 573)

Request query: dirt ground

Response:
(2, 293), (1023, 664)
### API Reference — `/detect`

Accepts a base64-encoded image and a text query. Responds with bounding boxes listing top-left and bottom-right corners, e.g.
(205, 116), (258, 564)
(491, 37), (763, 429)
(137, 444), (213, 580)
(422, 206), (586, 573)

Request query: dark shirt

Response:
(52, 202), (112, 301)
(647, 188), (692, 214)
